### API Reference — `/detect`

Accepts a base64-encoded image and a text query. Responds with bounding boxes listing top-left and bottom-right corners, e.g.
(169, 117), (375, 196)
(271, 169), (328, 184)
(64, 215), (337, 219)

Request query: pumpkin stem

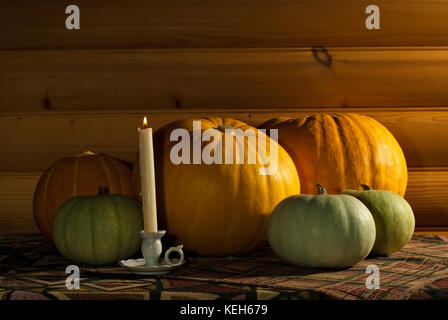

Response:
(98, 186), (106, 195)
(361, 184), (371, 191)
(216, 124), (234, 133)
(316, 184), (327, 195)
(79, 150), (95, 156)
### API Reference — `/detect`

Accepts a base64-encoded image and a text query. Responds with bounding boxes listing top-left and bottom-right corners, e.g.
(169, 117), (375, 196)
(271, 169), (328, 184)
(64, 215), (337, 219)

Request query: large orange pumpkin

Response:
(33, 151), (133, 241)
(132, 117), (300, 256)
(259, 113), (407, 196)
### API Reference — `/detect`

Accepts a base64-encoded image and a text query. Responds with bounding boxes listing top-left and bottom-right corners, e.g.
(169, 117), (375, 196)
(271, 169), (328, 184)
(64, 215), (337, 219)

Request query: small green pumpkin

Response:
(343, 185), (415, 256)
(268, 185), (376, 268)
(53, 187), (143, 265)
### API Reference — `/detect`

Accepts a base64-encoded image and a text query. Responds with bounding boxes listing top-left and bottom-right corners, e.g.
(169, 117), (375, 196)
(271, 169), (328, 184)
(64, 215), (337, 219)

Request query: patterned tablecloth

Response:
(0, 234), (447, 300)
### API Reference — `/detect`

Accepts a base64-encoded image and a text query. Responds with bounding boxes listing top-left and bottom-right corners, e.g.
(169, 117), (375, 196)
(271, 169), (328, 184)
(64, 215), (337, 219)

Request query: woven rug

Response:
(0, 234), (447, 300)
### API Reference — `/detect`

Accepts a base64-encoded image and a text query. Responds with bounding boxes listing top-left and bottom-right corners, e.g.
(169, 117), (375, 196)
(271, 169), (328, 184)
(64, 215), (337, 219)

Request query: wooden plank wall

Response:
(2, 1), (448, 49)
(3, 48), (448, 111)
(1, 1), (448, 234)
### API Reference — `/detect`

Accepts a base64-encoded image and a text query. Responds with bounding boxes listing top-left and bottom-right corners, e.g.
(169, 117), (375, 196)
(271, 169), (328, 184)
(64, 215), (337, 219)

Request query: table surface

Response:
(1, 234), (447, 300)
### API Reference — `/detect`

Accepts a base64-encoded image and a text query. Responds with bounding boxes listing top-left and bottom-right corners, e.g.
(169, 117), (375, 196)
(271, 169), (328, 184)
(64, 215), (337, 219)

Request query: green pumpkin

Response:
(343, 185), (415, 256)
(53, 187), (143, 265)
(268, 185), (376, 268)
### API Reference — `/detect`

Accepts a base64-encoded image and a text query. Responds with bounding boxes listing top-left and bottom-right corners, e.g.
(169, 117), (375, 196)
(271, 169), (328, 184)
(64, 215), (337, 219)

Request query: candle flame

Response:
(143, 116), (148, 129)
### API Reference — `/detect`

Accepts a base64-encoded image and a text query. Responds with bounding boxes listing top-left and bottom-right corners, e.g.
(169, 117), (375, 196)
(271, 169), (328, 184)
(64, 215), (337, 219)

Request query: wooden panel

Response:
(1, 109), (447, 172)
(415, 227), (448, 235)
(0, 173), (39, 234)
(2, 48), (448, 111)
(406, 169), (448, 228)
(0, 169), (446, 234)
(2, 1), (448, 49)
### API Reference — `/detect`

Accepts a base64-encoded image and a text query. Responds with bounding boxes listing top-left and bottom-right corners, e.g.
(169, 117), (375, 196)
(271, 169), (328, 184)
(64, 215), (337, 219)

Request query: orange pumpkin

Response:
(33, 151), (133, 241)
(132, 118), (300, 256)
(259, 113), (407, 196)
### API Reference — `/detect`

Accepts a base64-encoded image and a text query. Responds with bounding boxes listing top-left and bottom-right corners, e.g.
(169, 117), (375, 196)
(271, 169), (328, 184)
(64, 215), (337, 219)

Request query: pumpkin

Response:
(33, 151), (133, 241)
(268, 184), (376, 268)
(259, 113), (408, 196)
(53, 187), (143, 266)
(343, 185), (415, 256)
(132, 117), (300, 256)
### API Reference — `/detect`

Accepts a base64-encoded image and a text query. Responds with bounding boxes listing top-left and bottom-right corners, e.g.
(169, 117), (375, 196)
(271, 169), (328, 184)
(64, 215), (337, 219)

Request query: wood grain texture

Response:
(0, 173), (39, 234)
(407, 169), (448, 228)
(3, 48), (448, 111)
(1, 109), (447, 172)
(0, 169), (446, 234)
(414, 227), (448, 235)
(1, 1), (448, 49)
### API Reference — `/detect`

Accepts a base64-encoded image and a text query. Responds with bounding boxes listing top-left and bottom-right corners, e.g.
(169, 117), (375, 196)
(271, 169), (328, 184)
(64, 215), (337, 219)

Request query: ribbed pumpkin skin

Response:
(343, 188), (415, 256)
(268, 192), (376, 268)
(53, 194), (143, 266)
(259, 113), (408, 196)
(33, 152), (133, 241)
(132, 117), (300, 256)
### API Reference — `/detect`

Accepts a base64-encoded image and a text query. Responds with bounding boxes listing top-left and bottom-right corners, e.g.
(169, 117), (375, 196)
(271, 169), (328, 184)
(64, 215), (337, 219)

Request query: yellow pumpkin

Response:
(33, 151), (133, 241)
(132, 117), (300, 256)
(259, 113), (407, 196)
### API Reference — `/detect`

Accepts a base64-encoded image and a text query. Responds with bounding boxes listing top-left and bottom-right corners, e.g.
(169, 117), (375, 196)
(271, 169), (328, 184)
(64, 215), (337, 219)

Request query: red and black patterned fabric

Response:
(0, 234), (447, 300)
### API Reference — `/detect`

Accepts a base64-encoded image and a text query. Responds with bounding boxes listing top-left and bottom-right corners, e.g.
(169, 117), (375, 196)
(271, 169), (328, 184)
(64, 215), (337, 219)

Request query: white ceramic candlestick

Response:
(119, 117), (185, 275)
(120, 231), (185, 274)
(140, 230), (165, 266)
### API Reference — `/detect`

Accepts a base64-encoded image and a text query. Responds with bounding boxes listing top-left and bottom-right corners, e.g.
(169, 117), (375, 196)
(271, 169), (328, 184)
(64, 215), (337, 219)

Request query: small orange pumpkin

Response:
(259, 113), (407, 196)
(33, 151), (133, 241)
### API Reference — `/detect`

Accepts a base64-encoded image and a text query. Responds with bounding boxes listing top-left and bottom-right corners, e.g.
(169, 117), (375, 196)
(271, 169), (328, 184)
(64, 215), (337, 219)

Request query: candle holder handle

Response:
(164, 245), (185, 265)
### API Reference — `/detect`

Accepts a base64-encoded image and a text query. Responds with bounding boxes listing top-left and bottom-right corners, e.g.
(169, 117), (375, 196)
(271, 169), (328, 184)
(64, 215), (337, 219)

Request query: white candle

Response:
(138, 116), (158, 233)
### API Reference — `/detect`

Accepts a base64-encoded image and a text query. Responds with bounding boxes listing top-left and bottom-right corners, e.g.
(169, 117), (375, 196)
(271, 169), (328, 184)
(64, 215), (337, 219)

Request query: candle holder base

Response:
(119, 256), (185, 275)
(119, 229), (185, 275)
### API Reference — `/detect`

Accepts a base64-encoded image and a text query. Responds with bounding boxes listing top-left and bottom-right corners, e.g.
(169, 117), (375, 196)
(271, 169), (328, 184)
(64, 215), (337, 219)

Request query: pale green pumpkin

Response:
(343, 185), (415, 256)
(268, 185), (376, 268)
(53, 187), (143, 266)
